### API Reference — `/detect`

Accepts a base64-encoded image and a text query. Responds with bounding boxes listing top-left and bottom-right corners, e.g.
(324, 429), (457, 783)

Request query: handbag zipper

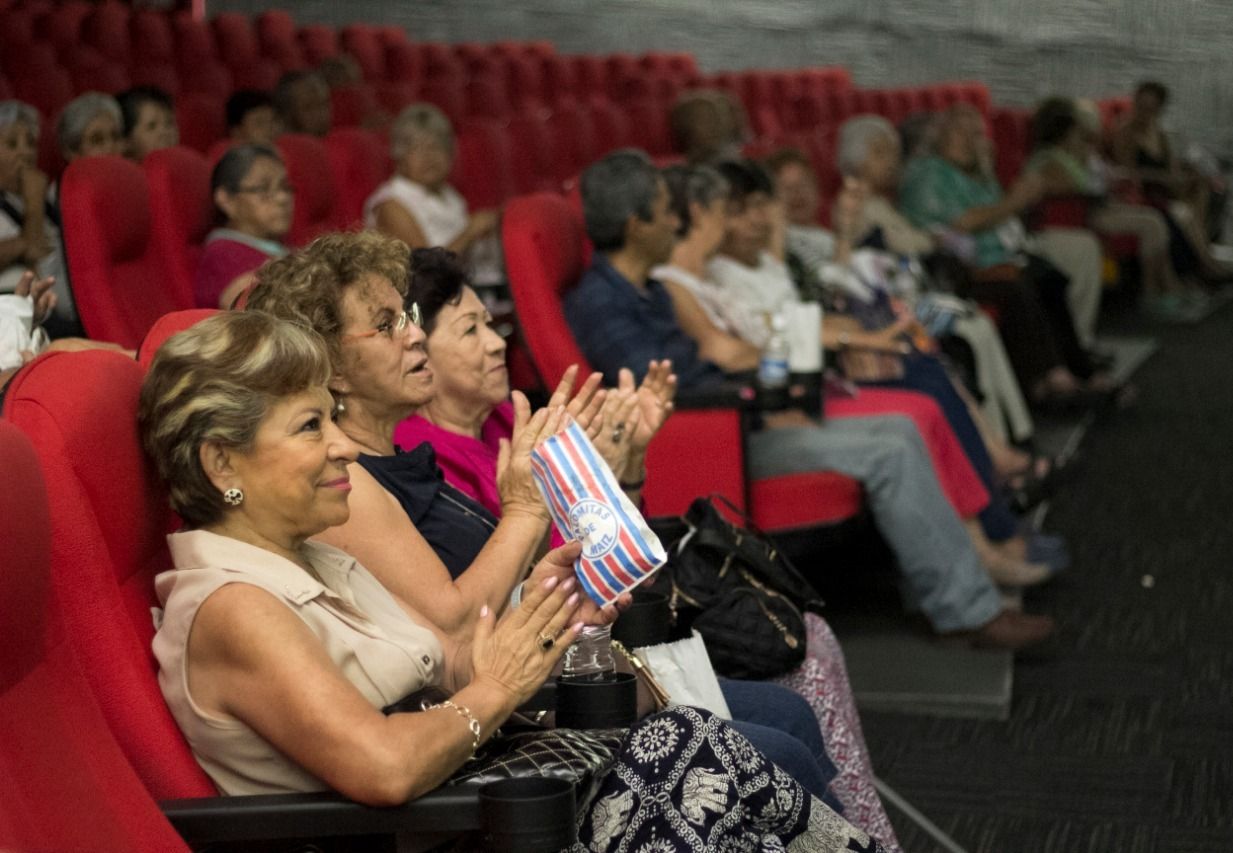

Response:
(738, 569), (802, 650)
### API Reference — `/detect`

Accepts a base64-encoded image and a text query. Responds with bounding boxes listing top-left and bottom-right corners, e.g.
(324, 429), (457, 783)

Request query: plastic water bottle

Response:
(562, 625), (616, 681)
(758, 312), (790, 391)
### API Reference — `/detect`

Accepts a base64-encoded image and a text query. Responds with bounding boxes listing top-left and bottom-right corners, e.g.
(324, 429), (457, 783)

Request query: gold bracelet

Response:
(426, 699), (482, 755)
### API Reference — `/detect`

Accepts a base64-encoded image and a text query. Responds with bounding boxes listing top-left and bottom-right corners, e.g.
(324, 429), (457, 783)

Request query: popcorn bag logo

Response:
(568, 498), (619, 559)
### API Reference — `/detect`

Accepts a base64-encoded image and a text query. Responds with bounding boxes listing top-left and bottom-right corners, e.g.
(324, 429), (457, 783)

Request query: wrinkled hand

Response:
(589, 382), (641, 480)
(471, 545), (585, 704)
(495, 390), (565, 521)
(547, 364), (607, 433)
(628, 361), (676, 456)
(525, 541), (632, 627)
(13, 270), (56, 327)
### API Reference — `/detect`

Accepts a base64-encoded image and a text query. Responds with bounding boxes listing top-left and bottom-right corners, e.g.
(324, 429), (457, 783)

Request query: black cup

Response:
(479, 776), (577, 852)
(555, 671), (637, 729)
(610, 589), (671, 648)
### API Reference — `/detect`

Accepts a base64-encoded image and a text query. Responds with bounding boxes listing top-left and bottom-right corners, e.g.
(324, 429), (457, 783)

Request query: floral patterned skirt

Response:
(573, 706), (886, 853)
(774, 614), (902, 853)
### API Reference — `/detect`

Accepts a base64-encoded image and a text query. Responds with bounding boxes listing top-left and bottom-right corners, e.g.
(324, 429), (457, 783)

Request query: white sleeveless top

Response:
(153, 529), (444, 796)
(363, 174), (468, 248)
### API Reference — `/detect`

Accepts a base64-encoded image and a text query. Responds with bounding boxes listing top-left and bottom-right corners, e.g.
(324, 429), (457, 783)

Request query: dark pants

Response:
(963, 257), (1091, 392)
(718, 678), (844, 813)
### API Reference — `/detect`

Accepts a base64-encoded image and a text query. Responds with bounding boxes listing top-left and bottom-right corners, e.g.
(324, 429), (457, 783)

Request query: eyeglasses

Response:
(340, 302), (423, 343)
(234, 182), (296, 200)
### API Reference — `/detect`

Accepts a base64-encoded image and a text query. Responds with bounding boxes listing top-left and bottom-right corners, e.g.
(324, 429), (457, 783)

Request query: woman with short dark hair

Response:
(194, 144), (292, 308)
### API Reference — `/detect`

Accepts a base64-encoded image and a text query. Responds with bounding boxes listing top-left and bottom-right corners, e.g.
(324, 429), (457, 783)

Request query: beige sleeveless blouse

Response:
(153, 529), (444, 796)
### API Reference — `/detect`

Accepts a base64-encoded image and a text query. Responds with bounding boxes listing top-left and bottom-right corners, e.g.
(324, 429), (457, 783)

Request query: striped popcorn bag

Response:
(530, 420), (667, 607)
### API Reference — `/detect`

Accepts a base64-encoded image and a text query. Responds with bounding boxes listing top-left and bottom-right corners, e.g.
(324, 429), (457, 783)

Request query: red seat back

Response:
(3, 351), (217, 799)
(0, 421), (190, 852)
(454, 119), (515, 210)
(59, 156), (184, 348)
(501, 193), (591, 384)
(144, 146), (214, 308)
(325, 126), (392, 228)
(176, 91), (227, 152)
(138, 308), (220, 370)
(277, 133), (343, 246)
(340, 24), (386, 81)
(299, 24), (339, 65)
(81, 0), (130, 63)
(330, 81), (381, 128)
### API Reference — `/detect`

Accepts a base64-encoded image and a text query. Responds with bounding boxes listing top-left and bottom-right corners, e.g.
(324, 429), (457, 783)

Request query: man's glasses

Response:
(340, 302), (423, 343)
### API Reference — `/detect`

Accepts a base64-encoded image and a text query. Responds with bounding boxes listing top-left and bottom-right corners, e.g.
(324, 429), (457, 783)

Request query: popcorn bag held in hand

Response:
(530, 421), (667, 606)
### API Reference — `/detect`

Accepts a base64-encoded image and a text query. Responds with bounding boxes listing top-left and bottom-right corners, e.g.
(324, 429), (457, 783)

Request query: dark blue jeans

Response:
(718, 677), (844, 814)
(874, 353), (1019, 541)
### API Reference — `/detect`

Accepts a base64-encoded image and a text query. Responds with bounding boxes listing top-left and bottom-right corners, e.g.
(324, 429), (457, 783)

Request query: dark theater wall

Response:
(215, 0), (1233, 152)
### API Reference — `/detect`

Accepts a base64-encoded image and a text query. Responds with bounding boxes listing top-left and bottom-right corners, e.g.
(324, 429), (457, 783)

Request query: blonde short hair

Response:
(245, 231), (410, 370)
(389, 102), (454, 161)
(139, 311), (332, 528)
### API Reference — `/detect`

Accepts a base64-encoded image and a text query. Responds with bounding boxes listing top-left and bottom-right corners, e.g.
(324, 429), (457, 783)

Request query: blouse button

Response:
(422, 655), (431, 666)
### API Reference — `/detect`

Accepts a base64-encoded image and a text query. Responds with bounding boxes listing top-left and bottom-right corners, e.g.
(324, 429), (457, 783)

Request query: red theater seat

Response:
(137, 308), (219, 370)
(325, 126), (391, 228)
(59, 156), (184, 348)
(175, 92), (226, 153)
(144, 146), (214, 309)
(385, 41), (423, 83)
(256, 9), (305, 71)
(0, 419), (191, 853)
(35, 0), (90, 54)
(277, 133), (343, 246)
(298, 23), (339, 64)
(502, 193), (863, 526)
(506, 111), (557, 194)
(81, 0), (130, 64)
(453, 118), (515, 210)
(130, 10), (174, 66)
(330, 81), (382, 128)
(341, 24), (387, 81)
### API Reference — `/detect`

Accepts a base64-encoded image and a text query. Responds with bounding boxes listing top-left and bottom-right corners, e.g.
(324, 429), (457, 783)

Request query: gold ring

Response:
(538, 633), (555, 651)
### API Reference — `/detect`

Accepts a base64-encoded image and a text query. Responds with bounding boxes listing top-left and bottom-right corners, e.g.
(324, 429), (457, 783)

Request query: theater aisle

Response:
(861, 304), (1233, 853)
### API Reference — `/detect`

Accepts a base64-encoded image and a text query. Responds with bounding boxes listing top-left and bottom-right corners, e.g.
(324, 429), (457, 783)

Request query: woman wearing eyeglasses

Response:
(194, 144), (293, 309)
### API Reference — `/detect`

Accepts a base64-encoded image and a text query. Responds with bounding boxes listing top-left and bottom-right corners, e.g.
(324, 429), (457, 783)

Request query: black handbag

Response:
(383, 687), (625, 808)
(653, 496), (824, 680)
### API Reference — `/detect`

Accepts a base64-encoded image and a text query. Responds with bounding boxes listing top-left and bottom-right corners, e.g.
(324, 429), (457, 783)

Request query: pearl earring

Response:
(222, 488), (244, 506)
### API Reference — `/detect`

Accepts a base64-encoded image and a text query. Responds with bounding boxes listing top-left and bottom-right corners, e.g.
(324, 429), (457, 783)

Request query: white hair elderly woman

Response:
(835, 114), (1041, 468)
(363, 103), (502, 284)
(56, 92), (123, 164)
(0, 100), (73, 328)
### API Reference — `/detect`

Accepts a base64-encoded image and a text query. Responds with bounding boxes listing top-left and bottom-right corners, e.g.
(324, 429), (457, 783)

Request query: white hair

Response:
(836, 114), (896, 177)
(56, 92), (122, 155)
(0, 100), (41, 137)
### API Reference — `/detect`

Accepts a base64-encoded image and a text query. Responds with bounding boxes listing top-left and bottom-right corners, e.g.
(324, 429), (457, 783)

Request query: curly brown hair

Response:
(245, 231), (410, 370)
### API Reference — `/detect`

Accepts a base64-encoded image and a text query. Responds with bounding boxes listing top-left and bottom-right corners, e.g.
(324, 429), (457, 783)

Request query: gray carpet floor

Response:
(858, 301), (1233, 852)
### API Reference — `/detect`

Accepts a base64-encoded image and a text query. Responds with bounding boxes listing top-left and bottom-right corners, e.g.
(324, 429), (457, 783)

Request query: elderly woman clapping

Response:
(234, 235), (888, 853)
(140, 310), (584, 803)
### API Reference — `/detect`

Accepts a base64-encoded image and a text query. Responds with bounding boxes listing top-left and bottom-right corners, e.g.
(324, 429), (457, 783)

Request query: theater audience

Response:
(225, 90), (280, 147)
(566, 149), (1055, 648)
(56, 92), (123, 163)
(194, 145), (291, 309)
(364, 104), (502, 285)
(830, 118), (1037, 447)
(244, 234), (871, 830)
(139, 310), (878, 850)
(247, 232), (868, 813)
(899, 105), (1115, 406)
(274, 70), (333, 138)
(1030, 97), (1207, 322)
(393, 246), (903, 845)
(669, 158), (1060, 574)
(0, 101), (74, 329)
(116, 86), (178, 162)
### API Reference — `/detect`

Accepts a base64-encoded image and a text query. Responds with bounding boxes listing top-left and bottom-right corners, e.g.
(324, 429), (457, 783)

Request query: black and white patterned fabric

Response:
(572, 706), (886, 853)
